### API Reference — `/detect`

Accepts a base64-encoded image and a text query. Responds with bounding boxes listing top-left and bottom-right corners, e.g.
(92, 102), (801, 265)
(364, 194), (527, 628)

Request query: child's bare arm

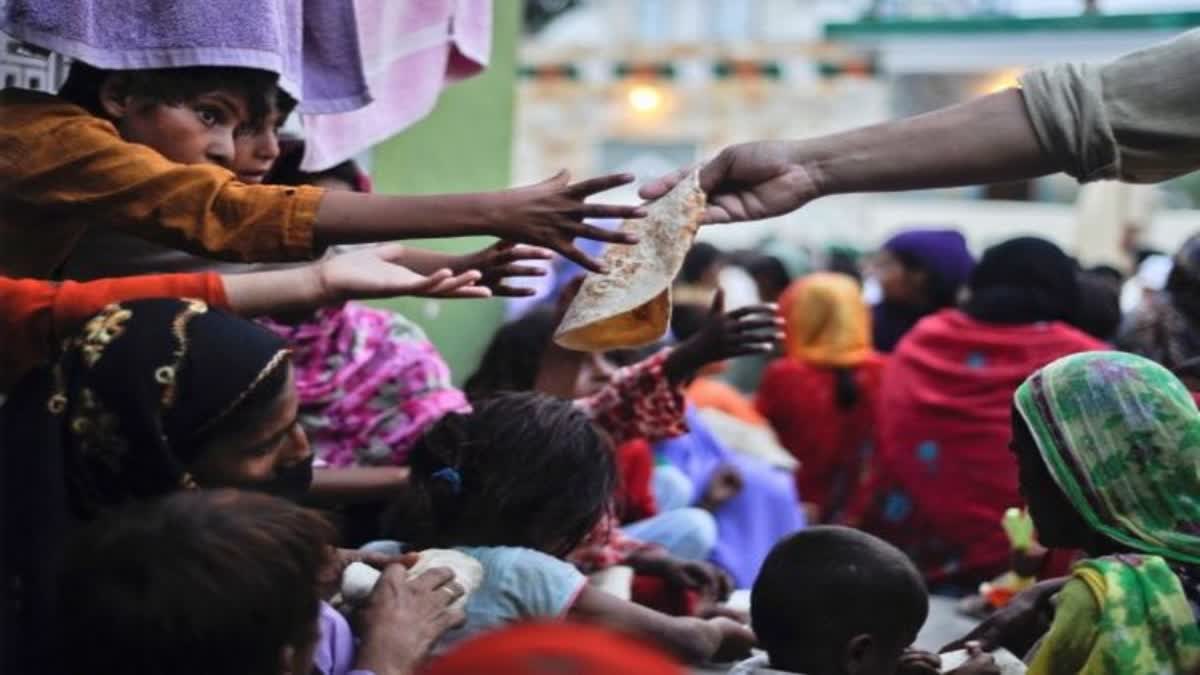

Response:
(221, 244), (489, 317)
(567, 585), (755, 664)
(393, 242), (552, 297)
(314, 171), (644, 272)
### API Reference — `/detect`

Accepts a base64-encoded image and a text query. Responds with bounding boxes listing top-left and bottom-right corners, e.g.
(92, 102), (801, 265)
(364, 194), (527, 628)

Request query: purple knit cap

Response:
(883, 228), (976, 288)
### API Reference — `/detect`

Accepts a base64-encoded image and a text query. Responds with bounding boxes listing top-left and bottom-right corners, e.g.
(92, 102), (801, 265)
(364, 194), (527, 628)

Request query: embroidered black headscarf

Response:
(1, 298), (289, 672)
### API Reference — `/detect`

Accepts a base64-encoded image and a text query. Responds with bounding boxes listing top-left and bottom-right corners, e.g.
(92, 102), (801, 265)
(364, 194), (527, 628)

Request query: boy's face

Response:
(232, 105), (290, 184)
(102, 82), (251, 169)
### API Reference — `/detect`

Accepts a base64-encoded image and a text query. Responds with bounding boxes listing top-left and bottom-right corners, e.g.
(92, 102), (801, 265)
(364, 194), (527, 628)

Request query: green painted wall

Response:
(368, 2), (520, 383)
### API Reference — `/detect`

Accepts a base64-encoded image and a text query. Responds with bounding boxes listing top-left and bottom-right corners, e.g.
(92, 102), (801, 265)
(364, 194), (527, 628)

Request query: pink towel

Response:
(299, 0), (492, 171)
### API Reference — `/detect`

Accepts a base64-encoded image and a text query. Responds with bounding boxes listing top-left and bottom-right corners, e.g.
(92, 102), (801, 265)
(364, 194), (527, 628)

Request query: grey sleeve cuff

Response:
(1019, 62), (1118, 183)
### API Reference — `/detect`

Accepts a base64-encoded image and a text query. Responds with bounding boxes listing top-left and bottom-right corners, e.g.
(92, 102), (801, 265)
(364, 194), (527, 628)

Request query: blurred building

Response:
(515, 0), (1200, 254)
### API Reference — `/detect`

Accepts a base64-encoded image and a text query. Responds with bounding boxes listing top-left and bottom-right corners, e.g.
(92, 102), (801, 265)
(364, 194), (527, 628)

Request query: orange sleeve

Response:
(0, 95), (323, 262)
(0, 272), (228, 393)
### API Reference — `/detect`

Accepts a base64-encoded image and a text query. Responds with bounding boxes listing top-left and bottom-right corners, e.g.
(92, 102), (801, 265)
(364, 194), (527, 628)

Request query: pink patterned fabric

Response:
(259, 302), (469, 467)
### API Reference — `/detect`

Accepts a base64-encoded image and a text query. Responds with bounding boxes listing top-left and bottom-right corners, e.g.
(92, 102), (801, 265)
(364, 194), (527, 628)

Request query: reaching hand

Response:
(706, 617), (757, 663)
(631, 554), (734, 602)
(663, 289), (783, 385)
(491, 170), (646, 273)
(947, 643), (1001, 675)
(941, 577), (1065, 657)
(897, 648), (942, 675)
(701, 464), (745, 512)
(318, 244), (491, 302)
(353, 564), (467, 675)
(458, 241), (553, 297)
(639, 141), (820, 224)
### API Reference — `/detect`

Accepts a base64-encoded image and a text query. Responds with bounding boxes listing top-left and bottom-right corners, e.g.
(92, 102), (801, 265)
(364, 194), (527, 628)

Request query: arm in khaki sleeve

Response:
(1, 111), (321, 262)
(1020, 28), (1200, 184)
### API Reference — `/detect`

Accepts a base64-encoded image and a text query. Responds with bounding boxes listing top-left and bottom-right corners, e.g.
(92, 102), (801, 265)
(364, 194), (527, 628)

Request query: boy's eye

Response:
(194, 106), (225, 128)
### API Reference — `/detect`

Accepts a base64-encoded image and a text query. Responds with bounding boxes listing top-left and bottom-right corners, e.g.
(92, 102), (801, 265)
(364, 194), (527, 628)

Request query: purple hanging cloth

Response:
(1, 0), (370, 114)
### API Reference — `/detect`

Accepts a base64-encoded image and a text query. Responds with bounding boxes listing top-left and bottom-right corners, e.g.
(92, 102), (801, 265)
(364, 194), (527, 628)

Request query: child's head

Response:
(388, 392), (616, 558)
(58, 489), (336, 675)
(752, 527), (928, 675)
(267, 137), (368, 192)
(232, 90), (298, 184)
(57, 61), (280, 169)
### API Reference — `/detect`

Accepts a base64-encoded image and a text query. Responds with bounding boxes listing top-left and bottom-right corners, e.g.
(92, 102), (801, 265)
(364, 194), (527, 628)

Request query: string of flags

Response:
(519, 57), (878, 85)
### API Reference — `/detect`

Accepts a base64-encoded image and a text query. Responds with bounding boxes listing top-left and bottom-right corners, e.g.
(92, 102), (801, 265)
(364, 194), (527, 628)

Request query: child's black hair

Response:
(1073, 271), (1122, 342)
(267, 136), (364, 191)
(751, 526), (928, 673)
(57, 61), (281, 124)
(744, 253), (793, 300)
(463, 309), (556, 399)
(680, 242), (723, 285)
(386, 392), (616, 558)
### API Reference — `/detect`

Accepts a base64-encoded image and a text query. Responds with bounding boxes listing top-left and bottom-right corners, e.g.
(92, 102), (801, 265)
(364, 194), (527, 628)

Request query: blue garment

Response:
(435, 546), (587, 653)
(622, 507), (717, 562)
(655, 408), (805, 588)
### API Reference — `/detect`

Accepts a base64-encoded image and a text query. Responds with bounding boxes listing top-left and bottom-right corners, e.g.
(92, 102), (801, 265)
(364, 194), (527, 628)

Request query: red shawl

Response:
(756, 355), (886, 522)
(846, 309), (1103, 587)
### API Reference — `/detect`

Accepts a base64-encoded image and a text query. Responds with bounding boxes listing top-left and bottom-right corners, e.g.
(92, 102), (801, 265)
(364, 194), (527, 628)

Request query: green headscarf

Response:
(1015, 351), (1200, 564)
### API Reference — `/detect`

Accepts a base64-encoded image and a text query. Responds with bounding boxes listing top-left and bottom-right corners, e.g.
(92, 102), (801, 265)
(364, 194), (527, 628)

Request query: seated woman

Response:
(756, 272), (886, 524)
(870, 229), (976, 353)
(849, 237), (1104, 589)
(1013, 352), (1200, 675)
(0, 298), (453, 672)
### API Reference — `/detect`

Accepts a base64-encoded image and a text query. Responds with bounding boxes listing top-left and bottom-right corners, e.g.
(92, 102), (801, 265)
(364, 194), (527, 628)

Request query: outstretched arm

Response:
(641, 89), (1050, 224)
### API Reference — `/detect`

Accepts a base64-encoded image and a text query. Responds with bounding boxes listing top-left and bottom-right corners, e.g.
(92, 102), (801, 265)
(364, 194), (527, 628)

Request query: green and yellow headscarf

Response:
(1015, 351), (1200, 564)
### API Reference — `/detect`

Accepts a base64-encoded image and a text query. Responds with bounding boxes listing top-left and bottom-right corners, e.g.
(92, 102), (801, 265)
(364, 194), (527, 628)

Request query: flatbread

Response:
(554, 170), (706, 351)
(340, 549), (484, 609)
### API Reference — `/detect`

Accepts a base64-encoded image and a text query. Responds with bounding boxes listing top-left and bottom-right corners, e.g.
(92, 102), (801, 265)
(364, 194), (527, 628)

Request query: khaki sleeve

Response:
(1020, 28), (1200, 184)
(2, 112), (323, 263)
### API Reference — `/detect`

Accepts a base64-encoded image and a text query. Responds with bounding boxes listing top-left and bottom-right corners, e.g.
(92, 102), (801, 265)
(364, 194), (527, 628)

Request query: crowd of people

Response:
(5, 4), (1200, 675)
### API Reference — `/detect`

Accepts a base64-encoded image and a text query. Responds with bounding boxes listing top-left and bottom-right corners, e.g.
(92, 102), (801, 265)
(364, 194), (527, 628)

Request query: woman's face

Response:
(1011, 416), (1089, 550)
(190, 366), (313, 490)
(874, 251), (926, 306)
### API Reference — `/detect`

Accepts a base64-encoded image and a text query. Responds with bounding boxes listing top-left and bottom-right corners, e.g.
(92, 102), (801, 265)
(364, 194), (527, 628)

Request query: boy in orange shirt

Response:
(0, 62), (641, 279)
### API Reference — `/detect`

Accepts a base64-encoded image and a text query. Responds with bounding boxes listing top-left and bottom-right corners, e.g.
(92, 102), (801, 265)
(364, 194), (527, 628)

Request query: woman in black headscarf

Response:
(2, 298), (312, 672)
(962, 236), (1082, 326)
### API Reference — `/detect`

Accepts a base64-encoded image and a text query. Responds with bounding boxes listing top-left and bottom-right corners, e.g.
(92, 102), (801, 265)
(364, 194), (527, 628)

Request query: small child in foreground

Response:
(386, 392), (756, 664)
(736, 527), (998, 675)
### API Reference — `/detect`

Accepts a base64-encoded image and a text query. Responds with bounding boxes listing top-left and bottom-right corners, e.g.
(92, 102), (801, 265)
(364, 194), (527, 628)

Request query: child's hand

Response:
(456, 241), (553, 297)
(317, 244), (491, 302)
(663, 289), (783, 385)
(354, 564), (467, 675)
(947, 643), (1000, 675)
(489, 170), (646, 273)
(898, 648), (942, 675)
(631, 554), (734, 602)
(701, 464), (744, 512)
(706, 617), (757, 663)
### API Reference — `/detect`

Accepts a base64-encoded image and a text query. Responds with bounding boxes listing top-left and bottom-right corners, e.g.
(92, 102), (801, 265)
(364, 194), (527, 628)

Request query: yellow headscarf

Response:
(779, 273), (874, 367)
